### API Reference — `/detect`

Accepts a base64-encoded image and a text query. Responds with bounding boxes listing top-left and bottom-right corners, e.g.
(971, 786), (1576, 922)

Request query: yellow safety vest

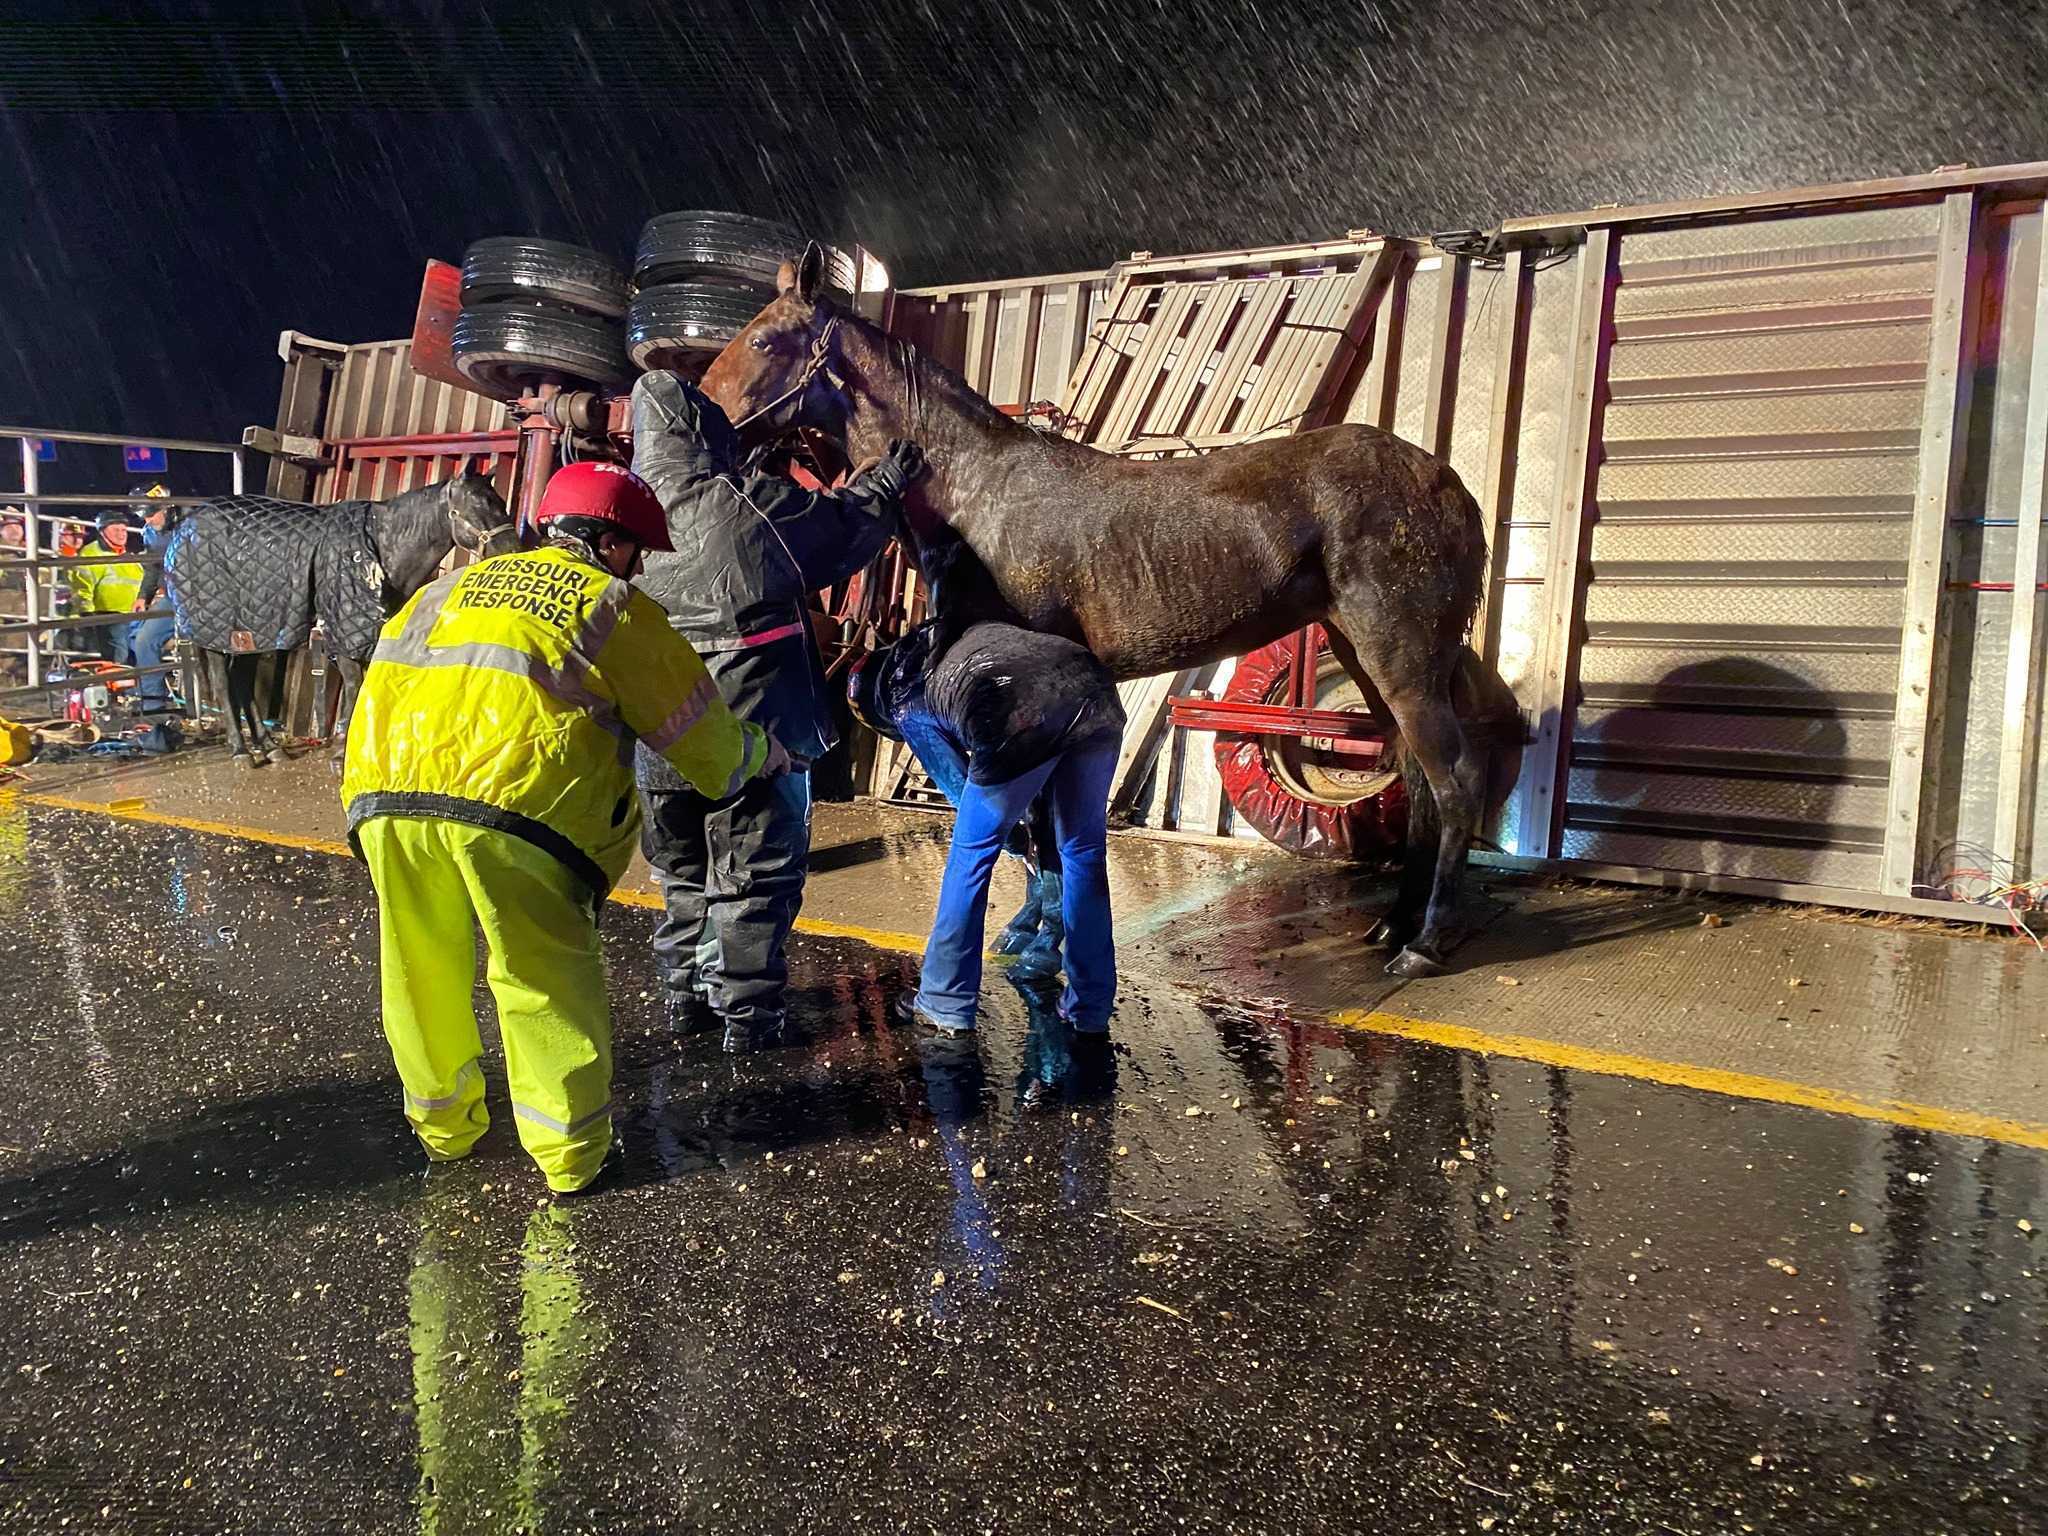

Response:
(70, 539), (145, 615)
(342, 543), (768, 898)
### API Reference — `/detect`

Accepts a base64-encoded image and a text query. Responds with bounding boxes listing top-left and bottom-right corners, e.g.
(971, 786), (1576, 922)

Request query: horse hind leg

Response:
(1379, 683), (1485, 977)
(206, 650), (254, 767)
(231, 655), (274, 766)
(262, 654), (293, 761)
(1324, 622), (1484, 975)
(1320, 626), (1424, 949)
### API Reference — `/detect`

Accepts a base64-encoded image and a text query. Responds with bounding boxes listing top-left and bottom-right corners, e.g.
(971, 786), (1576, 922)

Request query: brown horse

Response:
(702, 246), (1490, 975)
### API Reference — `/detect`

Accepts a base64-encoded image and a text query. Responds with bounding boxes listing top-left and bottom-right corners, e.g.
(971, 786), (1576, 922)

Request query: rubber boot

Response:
(992, 860), (1043, 956)
(1007, 870), (1065, 981)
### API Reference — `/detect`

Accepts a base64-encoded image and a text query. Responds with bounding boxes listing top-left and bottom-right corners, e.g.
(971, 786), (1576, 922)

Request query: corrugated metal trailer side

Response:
(1102, 165), (2048, 911)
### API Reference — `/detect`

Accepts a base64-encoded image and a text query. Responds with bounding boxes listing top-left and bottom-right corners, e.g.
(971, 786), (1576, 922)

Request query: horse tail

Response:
(1436, 463), (1488, 647)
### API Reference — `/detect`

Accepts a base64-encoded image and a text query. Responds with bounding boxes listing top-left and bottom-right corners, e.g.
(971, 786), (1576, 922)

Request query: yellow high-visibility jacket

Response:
(343, 543), (769, 899)
(69, 539), (145, 615)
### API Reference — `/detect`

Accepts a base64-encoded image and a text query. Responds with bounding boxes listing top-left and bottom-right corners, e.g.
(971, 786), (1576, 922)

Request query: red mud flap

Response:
(1199, 639), (1407, 862)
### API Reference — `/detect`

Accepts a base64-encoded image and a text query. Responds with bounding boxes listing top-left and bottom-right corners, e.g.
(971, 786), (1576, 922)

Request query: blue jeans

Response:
(899, 708), (970, 806)
(103, 620), (136, 669)
(133, 615), (176, 707)
(913, 738), (1118, 1032)
(900, 705), (1037, 866)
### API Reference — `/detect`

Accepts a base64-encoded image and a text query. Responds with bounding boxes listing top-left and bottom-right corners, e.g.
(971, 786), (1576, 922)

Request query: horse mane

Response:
(834, 301), (1020, 438)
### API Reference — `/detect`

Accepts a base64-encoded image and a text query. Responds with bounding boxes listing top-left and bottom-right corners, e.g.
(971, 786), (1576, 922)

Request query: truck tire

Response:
(1213, 638), (1408, 861)
(460, 237), (629, 319)
(451, 303), (631, 397)
(626, 283), (776, 371)
(634, 210), (857, 298)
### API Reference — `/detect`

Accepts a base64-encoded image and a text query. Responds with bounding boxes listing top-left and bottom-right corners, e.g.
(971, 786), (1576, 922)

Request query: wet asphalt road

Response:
(3, 802), (2047, 1534)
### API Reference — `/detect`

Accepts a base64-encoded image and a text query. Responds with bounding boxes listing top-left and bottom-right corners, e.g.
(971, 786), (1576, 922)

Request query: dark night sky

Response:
(3, 0), (2047, 455)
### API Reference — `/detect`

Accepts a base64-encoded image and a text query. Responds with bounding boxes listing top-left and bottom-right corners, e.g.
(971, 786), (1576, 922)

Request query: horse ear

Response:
(775, 258), (799, 296)
(795, 241), (825, 304)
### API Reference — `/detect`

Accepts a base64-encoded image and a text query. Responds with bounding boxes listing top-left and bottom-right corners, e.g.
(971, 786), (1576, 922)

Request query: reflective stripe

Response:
(642, 673), (720, 755)
(579, 578), (631, 659)
(716, 736), (759, 799)
(692, 620), (807, 655)
(405, 1058), (479, 1113)
(373, 562), (635, 739)
(513, 1099), (613, 1136)
(396, 578), (452, 648)
(373, 635), (630, 741)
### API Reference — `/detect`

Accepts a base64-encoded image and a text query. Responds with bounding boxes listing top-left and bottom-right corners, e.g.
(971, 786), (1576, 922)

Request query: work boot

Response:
(664, 989), (721, 1035)
(722, 1012), (787, 1053)
(557, 1142), (625, 1200)
(894, 990), (975, 1037)
(1006, 870), (1065, 981)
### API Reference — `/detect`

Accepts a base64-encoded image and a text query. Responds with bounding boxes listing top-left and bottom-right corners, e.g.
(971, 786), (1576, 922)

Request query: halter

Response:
(731, 315), (844, 435)
(447, 483), (521, 559)
(472, 524), (522, 557)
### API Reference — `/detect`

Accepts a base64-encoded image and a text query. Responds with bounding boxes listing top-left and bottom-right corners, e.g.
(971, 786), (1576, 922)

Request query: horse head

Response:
(701, 242), (853, 450)
(444, 467), (517, 558)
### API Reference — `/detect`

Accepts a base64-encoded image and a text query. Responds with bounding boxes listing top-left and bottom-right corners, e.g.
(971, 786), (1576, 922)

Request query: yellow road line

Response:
(18, 790), (930, 956)
(1325, 1007), (2048, 1151)
(18, 788), (2048, 1148)
(22, 791), (355, 858)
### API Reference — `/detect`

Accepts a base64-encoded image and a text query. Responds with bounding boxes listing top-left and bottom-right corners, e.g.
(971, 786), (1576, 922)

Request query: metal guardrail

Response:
(2, 426), (244, 688)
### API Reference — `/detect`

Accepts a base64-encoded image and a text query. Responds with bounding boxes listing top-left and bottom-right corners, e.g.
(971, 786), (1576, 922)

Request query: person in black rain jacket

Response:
(630, 370), (926, 1049)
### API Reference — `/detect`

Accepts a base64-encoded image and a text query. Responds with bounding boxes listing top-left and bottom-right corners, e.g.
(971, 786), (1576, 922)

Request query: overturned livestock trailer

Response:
(251, 162), (2048, 927)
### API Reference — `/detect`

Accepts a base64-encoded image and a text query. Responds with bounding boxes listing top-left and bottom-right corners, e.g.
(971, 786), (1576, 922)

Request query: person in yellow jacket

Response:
(69, 508), (146, 665)
(342, 461), (789, 1195)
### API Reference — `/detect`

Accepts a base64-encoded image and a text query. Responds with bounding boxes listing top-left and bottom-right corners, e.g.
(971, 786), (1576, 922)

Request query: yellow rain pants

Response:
(358, 813), (613, 1192)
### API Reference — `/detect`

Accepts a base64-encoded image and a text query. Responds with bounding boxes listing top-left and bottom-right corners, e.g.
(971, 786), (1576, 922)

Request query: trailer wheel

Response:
(626, 283), (777, 371)
(634, 210), (857, 297)
(459, 237), (630, 319)
(451, 303), (631, 397)
(1213, 639), (1408, 861)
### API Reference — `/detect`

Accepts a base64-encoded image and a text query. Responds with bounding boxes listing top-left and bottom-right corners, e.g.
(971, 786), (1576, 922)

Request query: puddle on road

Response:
(2, 799), (2046, 1533)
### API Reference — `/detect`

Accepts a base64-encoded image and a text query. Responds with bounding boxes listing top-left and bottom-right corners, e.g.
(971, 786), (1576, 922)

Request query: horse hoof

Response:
(1385, 944), (1448, 979)
(1368, 914), (1415, 950)
(265, 746), (293, 765)
(232, 752), (261, 772)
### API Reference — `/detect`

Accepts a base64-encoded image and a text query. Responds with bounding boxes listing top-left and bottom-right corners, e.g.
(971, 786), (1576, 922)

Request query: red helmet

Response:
(533, 461), (673, 552)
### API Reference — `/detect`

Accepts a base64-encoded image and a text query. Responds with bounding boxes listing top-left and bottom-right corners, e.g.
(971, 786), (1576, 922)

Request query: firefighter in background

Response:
(69, 507), (145, 665)
(127, 482), (181, 712)
(629, 372), (926, 1051)
(342, 461), (790, 1195)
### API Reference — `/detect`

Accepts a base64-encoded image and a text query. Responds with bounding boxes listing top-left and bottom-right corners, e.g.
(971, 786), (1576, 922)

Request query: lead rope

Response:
(892, 335), (923, 442)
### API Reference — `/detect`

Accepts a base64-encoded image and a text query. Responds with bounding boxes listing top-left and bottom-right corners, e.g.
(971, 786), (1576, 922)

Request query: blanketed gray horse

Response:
(163, 471), (514, 765)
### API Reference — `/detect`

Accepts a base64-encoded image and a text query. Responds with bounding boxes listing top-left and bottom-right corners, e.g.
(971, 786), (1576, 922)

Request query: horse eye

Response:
(749, 334), (773, 353)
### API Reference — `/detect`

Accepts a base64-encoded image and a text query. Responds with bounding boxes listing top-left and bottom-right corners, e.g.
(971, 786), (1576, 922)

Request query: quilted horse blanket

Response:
(163, 495), (391, 659)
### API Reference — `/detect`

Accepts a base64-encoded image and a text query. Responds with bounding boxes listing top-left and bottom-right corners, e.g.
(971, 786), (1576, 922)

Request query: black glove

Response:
(868, 438), (928, 498)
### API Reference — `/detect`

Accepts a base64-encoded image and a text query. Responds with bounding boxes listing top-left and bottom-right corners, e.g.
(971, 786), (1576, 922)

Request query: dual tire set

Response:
(450, 213), (857, 398)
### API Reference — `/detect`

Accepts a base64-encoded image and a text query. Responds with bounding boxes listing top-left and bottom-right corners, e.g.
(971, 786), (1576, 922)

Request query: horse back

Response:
(977, 423), (1482, 677)
(168, 495), (372, 655)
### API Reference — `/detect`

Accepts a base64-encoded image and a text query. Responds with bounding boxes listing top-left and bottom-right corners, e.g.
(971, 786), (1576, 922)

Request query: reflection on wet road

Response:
(2, 801), (2045, 1533)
